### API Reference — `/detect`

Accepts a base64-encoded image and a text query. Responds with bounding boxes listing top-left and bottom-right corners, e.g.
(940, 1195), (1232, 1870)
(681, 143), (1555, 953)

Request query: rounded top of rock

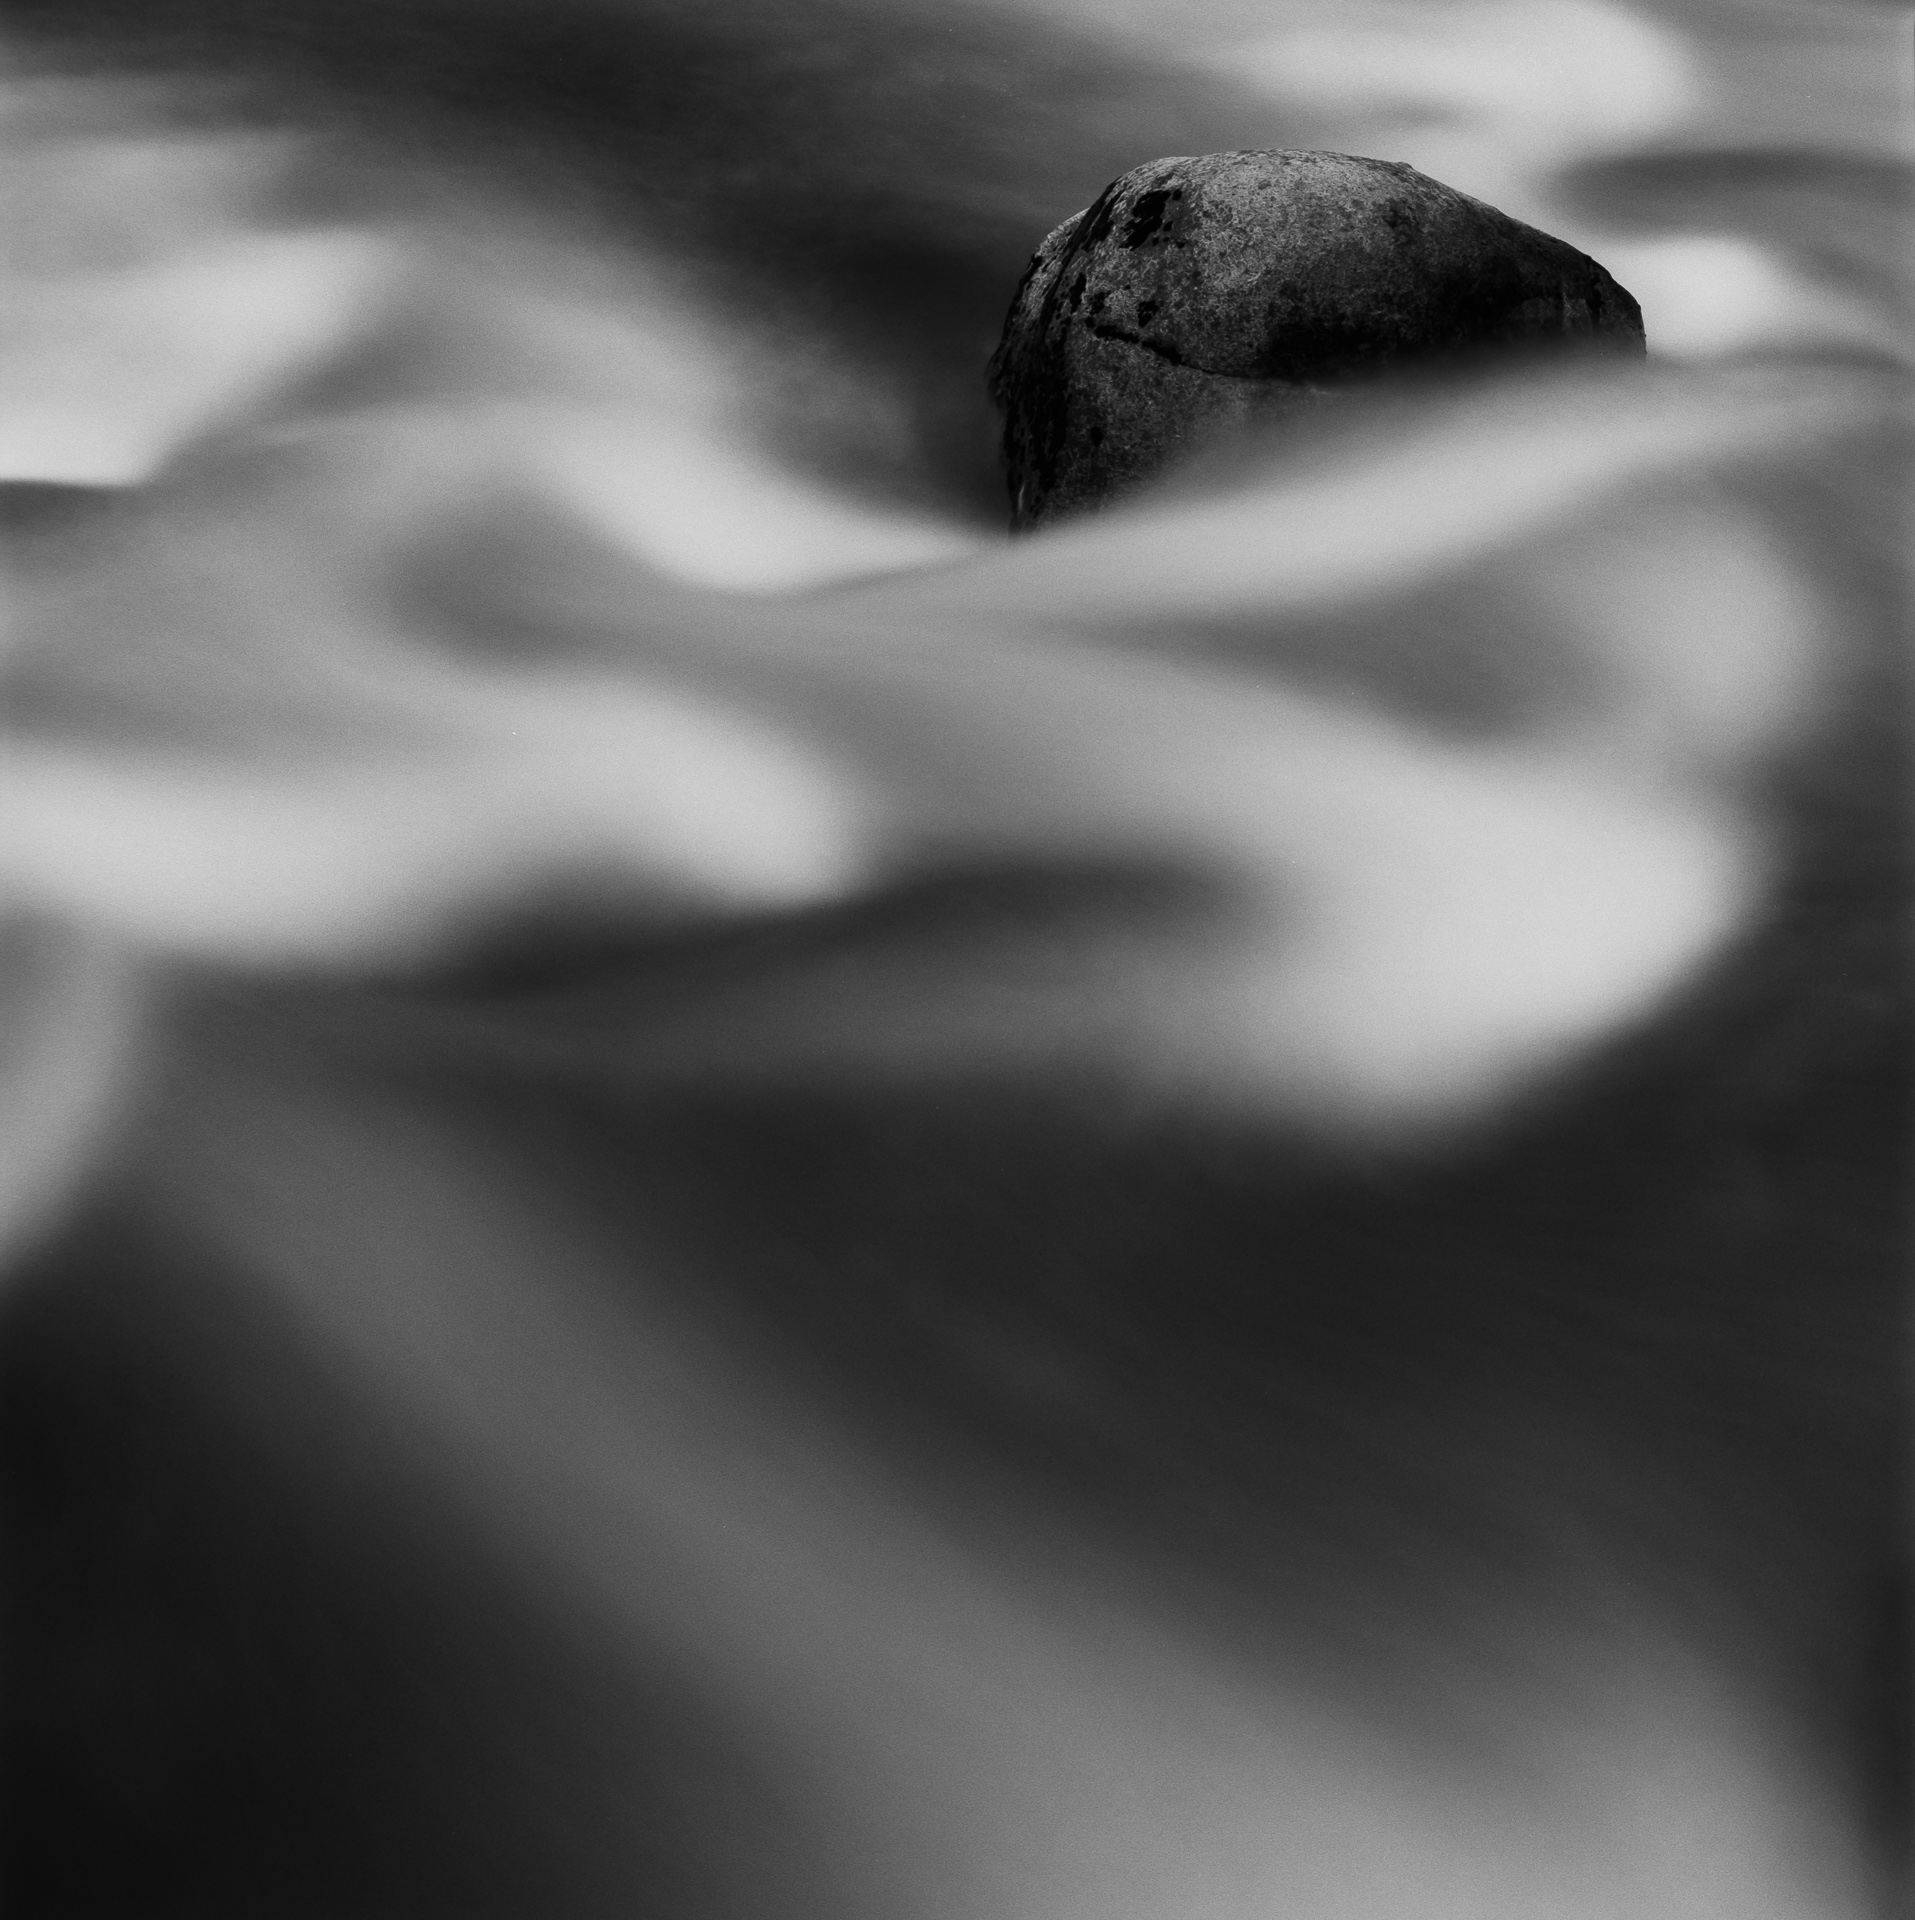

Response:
(990, 150), (1645, 527)
(1012, 149), (1643, 382)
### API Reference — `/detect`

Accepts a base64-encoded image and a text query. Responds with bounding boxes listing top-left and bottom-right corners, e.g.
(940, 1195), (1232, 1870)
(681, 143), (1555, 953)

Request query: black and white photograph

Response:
(0, 1), (1907, 1914)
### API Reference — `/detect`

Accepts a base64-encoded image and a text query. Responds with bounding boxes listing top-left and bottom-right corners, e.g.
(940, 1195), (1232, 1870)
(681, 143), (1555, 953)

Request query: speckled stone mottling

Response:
(988, 150), (1646, 529)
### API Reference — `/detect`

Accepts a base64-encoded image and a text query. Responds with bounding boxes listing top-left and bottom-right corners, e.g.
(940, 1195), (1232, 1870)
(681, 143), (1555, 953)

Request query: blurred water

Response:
(0, 3), (1905, 1916)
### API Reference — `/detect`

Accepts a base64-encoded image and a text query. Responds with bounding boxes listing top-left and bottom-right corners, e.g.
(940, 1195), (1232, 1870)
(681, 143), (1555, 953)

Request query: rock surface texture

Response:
(989, 150), (1646, 529)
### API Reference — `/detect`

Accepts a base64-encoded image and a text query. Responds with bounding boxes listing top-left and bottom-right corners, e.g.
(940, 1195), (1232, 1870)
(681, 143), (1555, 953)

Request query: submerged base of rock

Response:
(989, 150), (1645, 530)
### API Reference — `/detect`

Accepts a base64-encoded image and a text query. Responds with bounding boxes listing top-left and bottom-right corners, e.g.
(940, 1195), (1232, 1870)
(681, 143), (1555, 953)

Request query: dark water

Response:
(0, 3), (1906, 1914)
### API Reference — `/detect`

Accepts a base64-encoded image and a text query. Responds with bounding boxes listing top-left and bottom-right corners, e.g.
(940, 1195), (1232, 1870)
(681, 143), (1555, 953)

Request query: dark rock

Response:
(988, 150), (1646, 529)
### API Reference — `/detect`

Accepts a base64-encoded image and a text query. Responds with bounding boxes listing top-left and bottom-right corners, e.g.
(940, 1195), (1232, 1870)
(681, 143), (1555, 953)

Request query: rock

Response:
(988, 150), (1645, 529)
